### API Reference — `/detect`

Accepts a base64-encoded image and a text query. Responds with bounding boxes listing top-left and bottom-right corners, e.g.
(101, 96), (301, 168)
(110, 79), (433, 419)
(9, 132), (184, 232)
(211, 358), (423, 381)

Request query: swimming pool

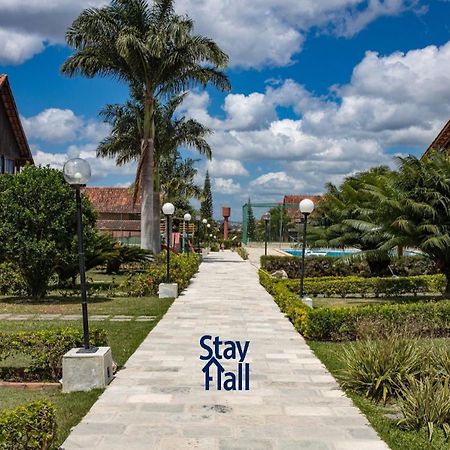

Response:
(285, 249), (359, 257)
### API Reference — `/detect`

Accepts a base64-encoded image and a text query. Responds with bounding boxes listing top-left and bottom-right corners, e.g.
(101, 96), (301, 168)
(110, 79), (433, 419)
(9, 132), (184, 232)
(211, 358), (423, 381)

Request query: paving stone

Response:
(62, 251), (389, 450)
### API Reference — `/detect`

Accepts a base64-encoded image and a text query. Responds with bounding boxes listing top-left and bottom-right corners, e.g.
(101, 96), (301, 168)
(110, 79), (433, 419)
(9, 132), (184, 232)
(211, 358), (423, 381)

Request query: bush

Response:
(398, 376), (450, 441)
(260, 270), (450, 341)
(236, 247), (249, 260)
(0, 263), (26, 296)
(260, 255), (438, 279)
(284, 274), (445, 298)
(0, 400), (56, 450)
(120, 253), (200, 297)
(338, 335), (423, 403)
(210, 243), (220, 252)
(0, 328), (107, 381)
(219, 239), (235, 249)
(0, 166), (97, 299)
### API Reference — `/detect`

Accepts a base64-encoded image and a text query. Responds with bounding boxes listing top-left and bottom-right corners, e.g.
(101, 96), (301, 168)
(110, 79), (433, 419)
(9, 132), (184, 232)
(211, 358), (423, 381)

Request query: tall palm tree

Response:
(62, 0), (230, 252)
(97, 93), (211, 211)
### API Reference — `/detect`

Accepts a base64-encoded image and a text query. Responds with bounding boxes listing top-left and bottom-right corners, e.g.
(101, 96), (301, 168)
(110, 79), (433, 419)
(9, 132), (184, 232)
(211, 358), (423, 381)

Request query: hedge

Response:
(0, 328), (107, 381)
(260, 255), (438, 279)
(259, 270), (450, 341)
(0, 400), (56, 450)
(283, 274), (445, 298)
(120, 253), (200, 297)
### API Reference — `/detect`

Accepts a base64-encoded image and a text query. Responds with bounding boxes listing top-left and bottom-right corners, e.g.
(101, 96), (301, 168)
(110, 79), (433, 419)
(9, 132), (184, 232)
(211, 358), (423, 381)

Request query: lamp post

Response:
(299, 199), (315, 298)
(202, 219), (207, 246)
(207, 223), (211, 247)
(262, 213), (270, 256)
(63, 158), (94, 352)
(183, 213), (191, 254)
(162, 203), (175, 282)
(196, 215), (201, 253)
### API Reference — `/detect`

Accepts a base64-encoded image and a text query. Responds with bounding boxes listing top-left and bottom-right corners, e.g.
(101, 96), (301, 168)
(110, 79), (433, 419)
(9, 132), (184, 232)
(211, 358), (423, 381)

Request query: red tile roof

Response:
(97, 219), (141, 231)
(0, 75), (33, 164)
(423, 119), (450, 159)
(82, 187), (141, 214)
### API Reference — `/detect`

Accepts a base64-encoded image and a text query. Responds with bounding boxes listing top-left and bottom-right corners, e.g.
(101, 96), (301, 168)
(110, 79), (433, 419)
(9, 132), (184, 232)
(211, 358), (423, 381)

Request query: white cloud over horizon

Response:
(0, 0), (420, 66)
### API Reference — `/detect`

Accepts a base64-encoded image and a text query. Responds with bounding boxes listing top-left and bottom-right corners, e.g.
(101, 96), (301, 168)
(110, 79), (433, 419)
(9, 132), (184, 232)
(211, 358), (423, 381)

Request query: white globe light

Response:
(184, 213), (192, 221)
(209, 234), (212, 237)
(202, 219), (207, 224)
(63, 158), (91, 185)
(162, 202), (175, 215)
(299, 198), (315, 214)
(207, 224), (211, 228)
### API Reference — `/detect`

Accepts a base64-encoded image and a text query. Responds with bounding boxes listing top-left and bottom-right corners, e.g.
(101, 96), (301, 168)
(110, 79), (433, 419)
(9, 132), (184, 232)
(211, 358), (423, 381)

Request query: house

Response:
(422, 119), (450, 158)
(82, 187), (141, 244)
(283, 194), (322, 223)
(0, 75), (33, 173)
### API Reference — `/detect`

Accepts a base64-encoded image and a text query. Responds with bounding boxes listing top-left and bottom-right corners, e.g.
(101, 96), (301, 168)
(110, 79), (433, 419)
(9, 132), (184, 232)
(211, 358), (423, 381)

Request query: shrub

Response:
(236, 247), (249, 260)
(338, 335), (423, 403)
(0, 166), (97, 299)
(210, 243), (220, 252)
(0, 328), (107, 381)
(260, 255), (438, 279)
(0, 262), (26, 296)
(120, 253), (200, 297)
(398, 376), (450, 441)
(219, 239), (235, 249)
(259, 271), (309, 331)
(0, 400), (57, 450)
(260, 270), (450, 341)
(283, 274), (445, 298)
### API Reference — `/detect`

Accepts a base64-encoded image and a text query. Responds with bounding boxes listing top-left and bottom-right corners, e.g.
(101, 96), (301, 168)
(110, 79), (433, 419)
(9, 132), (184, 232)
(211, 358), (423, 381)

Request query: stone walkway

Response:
(0, 314), (155, 322)
(62, 251), (389, 450)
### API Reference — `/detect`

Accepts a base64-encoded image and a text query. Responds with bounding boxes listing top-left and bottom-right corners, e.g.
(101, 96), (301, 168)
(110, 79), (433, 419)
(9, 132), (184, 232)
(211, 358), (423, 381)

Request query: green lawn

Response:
(312, 295), (441, 308)
(309, 339), (450, 450)
(0, 286), (174, 448)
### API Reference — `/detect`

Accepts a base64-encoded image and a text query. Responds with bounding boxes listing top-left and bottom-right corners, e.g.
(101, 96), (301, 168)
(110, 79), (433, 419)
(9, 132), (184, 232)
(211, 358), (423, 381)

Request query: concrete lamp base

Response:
(62, 346), (113, 393)
(301, 297), (314, 308)
(159, 283), (178, 299)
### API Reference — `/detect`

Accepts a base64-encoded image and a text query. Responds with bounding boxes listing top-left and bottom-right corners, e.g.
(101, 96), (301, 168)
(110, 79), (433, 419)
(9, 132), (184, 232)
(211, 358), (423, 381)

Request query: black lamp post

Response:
(202, 219), (207, 247)
(299, 199), (315, 299)
(263, 213), (270, 257)
(196, 215), (201, 253)
(207, 223), (211, 247)
(182, 213), (191, 254)
(63, 158), (95, 353)
(162, 202), (175, 282)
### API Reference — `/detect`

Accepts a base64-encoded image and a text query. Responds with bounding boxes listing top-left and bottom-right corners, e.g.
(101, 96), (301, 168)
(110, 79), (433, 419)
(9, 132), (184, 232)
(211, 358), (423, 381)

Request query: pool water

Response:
(285, 249), (358, 257)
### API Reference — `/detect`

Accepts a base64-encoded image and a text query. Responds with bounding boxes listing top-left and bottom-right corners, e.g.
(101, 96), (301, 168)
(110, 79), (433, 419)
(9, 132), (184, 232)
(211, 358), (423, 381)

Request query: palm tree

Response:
(97, 93), (210, 213)
(309, 167), (394, 275)
(369, 151), (450, 297)
(62, 0), (230, 252)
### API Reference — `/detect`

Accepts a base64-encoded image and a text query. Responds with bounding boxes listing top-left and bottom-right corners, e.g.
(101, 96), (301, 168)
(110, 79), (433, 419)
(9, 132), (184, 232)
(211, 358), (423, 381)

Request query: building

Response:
(422, 119), (450, 158)
(82, 187), (141, 243)
(283, 195), (322, 223)
(0, 75), (33, 173)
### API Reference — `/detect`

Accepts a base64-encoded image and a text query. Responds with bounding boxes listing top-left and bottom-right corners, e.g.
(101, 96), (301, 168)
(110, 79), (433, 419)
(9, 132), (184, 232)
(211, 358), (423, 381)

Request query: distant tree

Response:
(0, 166), (97, 299)
(200, 170), (213, 220)
(247, 198), (256, 241)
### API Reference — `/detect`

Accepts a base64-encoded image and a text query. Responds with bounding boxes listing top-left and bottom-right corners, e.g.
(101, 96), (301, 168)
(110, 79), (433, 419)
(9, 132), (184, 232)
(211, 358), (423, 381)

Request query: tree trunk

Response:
(444, 269), (450, 299)
(152, 163), (161, 253)
(141, 94), (158, 252)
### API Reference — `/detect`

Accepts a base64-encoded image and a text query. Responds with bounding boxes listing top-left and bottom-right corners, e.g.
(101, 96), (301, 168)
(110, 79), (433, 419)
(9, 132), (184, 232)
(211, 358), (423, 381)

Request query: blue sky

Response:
(1, 0), (450, 220)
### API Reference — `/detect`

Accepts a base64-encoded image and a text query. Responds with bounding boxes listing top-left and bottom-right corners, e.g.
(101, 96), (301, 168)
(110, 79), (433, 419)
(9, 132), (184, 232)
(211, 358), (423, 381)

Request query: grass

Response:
(312, 295), (441, 308)
(0, 271), (173, 446)
(309, 339), (450, 450)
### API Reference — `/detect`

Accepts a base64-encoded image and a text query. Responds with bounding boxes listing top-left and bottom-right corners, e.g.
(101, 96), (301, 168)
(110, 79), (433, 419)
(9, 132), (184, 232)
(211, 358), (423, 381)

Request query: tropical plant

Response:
(200, 170), (213, 221)
(309, 166), (394, 276)
(62, 0), (230, 252)
(98, 93), (209, 214)
(338, 334), (423, 403)
(369, 152), (450, 297)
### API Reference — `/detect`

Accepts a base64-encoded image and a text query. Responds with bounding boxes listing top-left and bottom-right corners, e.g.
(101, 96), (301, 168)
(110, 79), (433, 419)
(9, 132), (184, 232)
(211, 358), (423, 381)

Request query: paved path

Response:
(62, 251), (389, 450)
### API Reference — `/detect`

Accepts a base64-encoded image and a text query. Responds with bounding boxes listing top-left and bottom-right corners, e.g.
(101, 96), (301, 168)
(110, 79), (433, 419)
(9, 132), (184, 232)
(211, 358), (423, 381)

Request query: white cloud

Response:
(0, 0), (417, 66)
(22, 108), (110, 144)
(206, 159), (249, 177)
(213, 177), (241, 195)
